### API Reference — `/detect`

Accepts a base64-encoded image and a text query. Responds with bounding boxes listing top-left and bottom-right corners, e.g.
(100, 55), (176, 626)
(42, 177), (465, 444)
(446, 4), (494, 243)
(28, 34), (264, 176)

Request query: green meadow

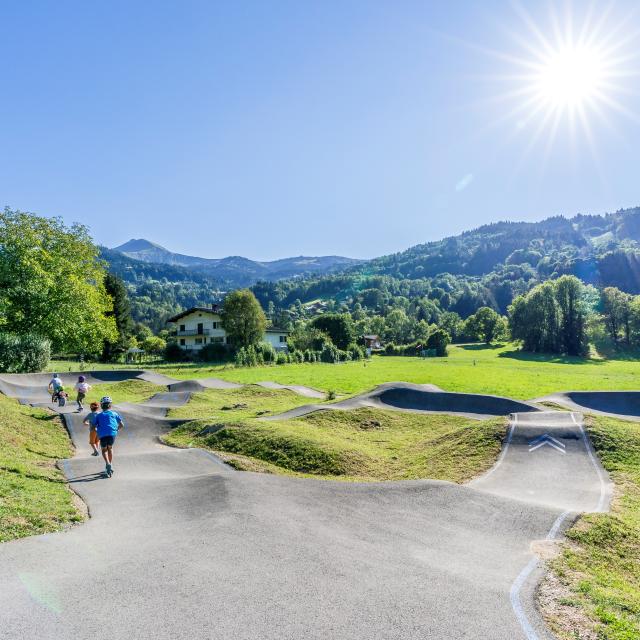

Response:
(148, 344), (640, 399)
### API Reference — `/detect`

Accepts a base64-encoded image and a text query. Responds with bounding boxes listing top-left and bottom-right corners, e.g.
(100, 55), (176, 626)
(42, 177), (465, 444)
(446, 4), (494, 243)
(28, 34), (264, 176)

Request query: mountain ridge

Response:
(110, 239), (364, 288)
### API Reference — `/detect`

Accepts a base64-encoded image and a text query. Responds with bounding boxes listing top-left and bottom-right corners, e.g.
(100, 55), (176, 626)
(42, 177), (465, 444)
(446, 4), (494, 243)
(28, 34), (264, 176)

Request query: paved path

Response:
(535, 390), (640, 421)
(264, 381), (541, 421)
(0, 377), (610, 640)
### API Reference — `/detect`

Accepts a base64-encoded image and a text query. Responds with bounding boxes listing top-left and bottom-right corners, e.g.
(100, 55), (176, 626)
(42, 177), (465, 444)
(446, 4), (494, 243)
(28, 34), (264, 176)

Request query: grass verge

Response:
(542, 415), (640, 639)
(164, 406), (507, 482)
(83, 379), (164, 406)
(0, 394), (82, 542)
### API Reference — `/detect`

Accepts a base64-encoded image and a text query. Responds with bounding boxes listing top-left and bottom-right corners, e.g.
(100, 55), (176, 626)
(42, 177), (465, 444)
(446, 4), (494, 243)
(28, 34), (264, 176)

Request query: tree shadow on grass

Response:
(458, 343), (506, 351)
(497, 349), (605, 365)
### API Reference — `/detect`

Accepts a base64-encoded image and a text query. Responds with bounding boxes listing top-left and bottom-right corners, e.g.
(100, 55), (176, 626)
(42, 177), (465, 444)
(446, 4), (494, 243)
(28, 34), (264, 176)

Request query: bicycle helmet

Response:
(100, 396), (112, 409)
(78, 375), (86, 382)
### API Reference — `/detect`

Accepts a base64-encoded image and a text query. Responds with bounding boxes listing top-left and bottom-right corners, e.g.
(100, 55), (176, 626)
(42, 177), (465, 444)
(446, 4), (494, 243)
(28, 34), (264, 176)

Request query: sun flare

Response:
(480, 2), (639, 161)
(534, 45), (604, 108)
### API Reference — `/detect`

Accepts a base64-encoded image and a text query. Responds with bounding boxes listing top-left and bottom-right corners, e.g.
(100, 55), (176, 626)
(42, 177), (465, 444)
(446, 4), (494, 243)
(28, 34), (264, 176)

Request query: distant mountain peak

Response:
(107, 237), (362, 287)
(113, 238), (167, 253)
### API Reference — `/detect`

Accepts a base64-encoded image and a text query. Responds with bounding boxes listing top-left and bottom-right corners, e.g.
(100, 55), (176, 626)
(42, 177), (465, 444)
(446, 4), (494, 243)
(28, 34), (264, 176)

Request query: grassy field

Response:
(0, 394), (82, 542)
(544, 415), (640, 640)
(49, 344), (640, 399)
(164, 393), (506, 482)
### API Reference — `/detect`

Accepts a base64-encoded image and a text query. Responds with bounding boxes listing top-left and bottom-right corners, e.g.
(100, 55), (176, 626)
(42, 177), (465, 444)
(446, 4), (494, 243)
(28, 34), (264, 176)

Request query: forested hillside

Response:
(103, 206), (640, 330)
(253, 207), (640, 315)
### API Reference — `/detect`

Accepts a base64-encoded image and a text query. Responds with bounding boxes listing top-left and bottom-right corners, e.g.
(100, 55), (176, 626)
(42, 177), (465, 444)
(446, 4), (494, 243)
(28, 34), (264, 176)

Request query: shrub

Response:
(347, 343), (365, 361)
(426, 328), (451, 357)
(236, 345), (259, 367)
(258, 342), (277, 364)
(320, 343), (341, 363)
(384, 342), (402, 356)
(164, 342), (187, 362)
(276, 351), (288, 365)
(198, 343), (230, 362)
(291, 349), (304, 364)
(0, 333), (51, 373)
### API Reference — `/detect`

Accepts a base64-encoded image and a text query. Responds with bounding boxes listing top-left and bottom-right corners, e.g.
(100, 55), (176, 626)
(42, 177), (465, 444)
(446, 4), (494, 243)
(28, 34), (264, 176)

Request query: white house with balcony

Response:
(166, 306), (289, 352)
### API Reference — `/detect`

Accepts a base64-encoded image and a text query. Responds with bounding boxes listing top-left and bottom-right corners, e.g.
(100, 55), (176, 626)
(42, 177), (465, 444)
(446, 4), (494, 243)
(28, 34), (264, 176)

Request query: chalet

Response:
(166, 306), (289, 352)
(363, 334), (382, 349)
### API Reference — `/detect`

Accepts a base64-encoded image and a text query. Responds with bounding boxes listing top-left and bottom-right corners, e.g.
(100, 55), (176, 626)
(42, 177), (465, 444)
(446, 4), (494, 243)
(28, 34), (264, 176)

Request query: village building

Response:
(363, 334), (382, 350)
(167, 306), (289, 352)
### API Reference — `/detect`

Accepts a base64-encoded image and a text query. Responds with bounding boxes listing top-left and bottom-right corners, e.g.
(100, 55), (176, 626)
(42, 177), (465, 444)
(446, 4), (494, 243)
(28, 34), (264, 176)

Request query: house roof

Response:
(166, 306), (220, 323)
(363, 334), (380, 340)
(266, 327), (289, 334)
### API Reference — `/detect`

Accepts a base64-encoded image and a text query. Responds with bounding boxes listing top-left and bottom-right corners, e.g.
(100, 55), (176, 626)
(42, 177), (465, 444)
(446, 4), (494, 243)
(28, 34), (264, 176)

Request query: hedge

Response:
(0, 333), (51, 373)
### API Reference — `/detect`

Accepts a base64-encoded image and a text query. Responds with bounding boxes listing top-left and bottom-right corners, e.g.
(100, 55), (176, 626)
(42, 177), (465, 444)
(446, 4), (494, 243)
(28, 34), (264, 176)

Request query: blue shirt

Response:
(86, 411), (99, 430)
(94, 410), (124, 438)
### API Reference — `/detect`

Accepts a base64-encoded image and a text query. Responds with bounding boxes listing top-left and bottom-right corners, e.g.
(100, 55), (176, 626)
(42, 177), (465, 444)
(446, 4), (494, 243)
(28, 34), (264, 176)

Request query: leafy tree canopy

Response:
(0, 208), (117, 353)
(309, 313), (355, 350)
(221, 289), (267, 348)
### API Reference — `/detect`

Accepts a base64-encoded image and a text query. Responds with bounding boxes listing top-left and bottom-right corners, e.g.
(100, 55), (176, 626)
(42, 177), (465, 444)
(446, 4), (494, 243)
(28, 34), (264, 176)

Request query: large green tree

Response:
(0, 208), (117, 353)
(221, 289), (267, 348)
(101, 273), (133, 361)
(509, 282), (560, 353)
(309, 313), (355, 350)
(555, 276), (588, 356)
(508, 276), (588, 355)
(464, 307), (503, 344)
(601, 286), (631, 346)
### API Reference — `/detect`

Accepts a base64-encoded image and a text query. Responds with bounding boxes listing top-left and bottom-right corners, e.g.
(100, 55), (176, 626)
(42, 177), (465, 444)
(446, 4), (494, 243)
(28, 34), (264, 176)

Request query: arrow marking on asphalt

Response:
(528, 433), (566, 454)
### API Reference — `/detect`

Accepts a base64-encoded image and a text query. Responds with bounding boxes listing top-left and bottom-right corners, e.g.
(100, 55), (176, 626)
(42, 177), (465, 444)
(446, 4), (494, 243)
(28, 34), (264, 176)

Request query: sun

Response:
(534, 45), (604, 109)
(477, 2), (638, 160)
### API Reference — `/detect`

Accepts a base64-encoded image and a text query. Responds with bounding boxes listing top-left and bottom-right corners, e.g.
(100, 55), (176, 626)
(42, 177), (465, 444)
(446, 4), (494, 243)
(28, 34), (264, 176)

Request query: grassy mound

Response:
(544, 415), (640, 639)
(165, 407), (506, 482)
(167, 385), (315, 421)
(0, 394), (82, 542)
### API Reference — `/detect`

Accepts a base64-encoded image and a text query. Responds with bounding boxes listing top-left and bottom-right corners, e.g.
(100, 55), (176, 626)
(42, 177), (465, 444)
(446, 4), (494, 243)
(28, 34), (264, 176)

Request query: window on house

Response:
(279, 335), (286, 343)
(180, 339), (185, 346)
(195, 338), (203, 345)
(212, 322), (219, 329)
(180, 324), (186, 332)
(211, 337), (224, 344)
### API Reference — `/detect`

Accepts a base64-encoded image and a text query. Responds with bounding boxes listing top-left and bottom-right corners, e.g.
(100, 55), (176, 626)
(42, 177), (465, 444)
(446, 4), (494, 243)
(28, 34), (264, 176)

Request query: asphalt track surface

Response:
(536, 390), (640, 421)
(264, 381), (541, 421)
(0, 374), (613, 640)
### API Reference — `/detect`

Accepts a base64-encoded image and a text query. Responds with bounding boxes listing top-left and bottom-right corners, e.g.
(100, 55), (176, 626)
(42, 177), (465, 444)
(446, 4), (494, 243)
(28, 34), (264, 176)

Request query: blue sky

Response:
(1, 1), (638, 260)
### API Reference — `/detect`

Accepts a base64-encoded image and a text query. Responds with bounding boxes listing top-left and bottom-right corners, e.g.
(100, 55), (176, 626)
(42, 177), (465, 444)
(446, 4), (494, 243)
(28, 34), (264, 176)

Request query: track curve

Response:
(264, 381), (541, 421)
(535, 391), (640, 420)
